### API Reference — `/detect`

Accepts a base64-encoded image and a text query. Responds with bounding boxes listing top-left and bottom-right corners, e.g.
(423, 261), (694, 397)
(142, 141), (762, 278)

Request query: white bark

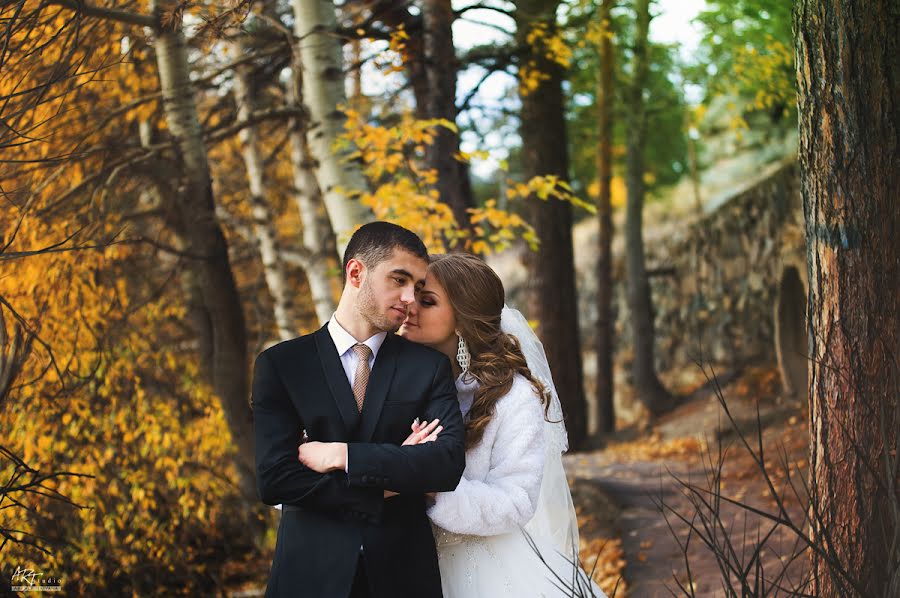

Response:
(291, 0), (371, 251)
(153, 8), (256, 502)
(233, 45), (297, 341)
(287, 48), (339, 325)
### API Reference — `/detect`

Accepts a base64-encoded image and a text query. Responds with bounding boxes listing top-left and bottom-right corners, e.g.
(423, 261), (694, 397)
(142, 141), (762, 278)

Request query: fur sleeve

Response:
(428, 377), (546, 536)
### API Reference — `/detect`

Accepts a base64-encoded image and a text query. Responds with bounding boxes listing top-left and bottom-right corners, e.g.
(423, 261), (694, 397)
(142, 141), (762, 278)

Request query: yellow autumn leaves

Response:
(1, 207), (250, 593)
(520, 22), (574, 96)
(337, 108), (591, 256)
(733, 37), (795, 117)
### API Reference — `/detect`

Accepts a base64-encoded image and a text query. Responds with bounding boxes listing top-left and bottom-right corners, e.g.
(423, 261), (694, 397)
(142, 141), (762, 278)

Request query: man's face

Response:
(354, 248), (428, 333)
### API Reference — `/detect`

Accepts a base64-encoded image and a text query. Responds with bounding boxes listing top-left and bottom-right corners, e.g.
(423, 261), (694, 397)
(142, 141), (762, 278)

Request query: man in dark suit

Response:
(252, 222), (465, 598)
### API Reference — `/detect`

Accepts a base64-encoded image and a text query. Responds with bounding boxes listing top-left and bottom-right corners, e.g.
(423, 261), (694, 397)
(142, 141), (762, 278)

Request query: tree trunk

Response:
(291, 0), (371, 252)
(422, 0), (474, 233)
(348, 37), (363, 106)
(287, 45), (340, 326)
(233, 42), (298, 341)
(515, 0), (587, 451)
(153, 6), (256, 501)
(623, 0), (674, 416)
(795, 1), (900, 596)
(685, 107), (702, 214)
(594, 0), (615, 437)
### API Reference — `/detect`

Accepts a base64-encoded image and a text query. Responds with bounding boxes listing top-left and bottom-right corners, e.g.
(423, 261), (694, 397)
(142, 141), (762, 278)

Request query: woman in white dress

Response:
(399, 253), (607, 598)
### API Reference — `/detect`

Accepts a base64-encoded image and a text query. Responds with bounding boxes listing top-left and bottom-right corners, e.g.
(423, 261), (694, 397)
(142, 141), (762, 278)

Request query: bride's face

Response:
(398, 272), (457, 350)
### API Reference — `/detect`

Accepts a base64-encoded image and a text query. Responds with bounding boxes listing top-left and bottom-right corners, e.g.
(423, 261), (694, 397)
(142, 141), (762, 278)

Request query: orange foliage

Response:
(579, 535), (628, 597)
(1, 13), (261, 593)
(338, 108), (591, 255)
(1, 211), (260, 594)
(519, 22), (573, 96)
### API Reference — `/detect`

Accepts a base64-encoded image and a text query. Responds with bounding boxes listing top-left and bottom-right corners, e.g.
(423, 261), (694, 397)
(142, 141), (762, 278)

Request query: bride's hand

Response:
(402, 418), (442, 446)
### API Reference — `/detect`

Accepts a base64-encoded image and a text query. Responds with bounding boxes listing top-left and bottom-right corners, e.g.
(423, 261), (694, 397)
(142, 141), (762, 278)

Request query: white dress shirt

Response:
(327, 314), (387, 387)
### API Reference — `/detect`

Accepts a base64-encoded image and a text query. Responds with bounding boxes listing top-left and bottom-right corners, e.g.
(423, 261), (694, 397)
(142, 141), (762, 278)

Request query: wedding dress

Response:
(428, 307), (608, 598)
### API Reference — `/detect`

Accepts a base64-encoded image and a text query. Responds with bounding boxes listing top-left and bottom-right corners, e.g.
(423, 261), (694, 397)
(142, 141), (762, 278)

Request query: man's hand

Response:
(297, 441), (347, 473)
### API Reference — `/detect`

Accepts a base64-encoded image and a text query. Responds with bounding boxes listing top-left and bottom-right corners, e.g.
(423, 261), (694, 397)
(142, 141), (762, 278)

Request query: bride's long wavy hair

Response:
(427, 254), (551, 450)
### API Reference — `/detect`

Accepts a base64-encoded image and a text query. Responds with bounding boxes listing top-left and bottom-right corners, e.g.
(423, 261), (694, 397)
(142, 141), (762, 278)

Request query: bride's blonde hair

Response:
(427, 254), (551, 450)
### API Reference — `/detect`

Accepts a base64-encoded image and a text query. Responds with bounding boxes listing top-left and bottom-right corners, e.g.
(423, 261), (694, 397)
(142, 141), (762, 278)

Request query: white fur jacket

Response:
(427, 373), (546, 536)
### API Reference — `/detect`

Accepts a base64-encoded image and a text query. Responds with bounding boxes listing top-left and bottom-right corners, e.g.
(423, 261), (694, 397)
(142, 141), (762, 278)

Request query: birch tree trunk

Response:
(623, 0), (674, 416)
(233, 41), (297, 341)
(153, 4), (255, 501)
(795, 1), (900, 595)
(291, 0), (370, 252)
(287, 45), (339, 325)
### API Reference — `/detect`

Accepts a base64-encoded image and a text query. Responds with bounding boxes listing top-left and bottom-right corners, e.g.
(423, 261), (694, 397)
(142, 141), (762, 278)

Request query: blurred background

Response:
(2, 0), (890, 596)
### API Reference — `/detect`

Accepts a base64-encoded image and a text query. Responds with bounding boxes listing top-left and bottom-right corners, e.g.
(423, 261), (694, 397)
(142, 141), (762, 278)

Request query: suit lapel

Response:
(314, 325), (360, 434)
(358, 332), (399, 442)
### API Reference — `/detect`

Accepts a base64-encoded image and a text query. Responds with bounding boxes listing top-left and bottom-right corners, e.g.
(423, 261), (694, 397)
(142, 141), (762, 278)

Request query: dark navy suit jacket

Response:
(252, 324), (465, 598)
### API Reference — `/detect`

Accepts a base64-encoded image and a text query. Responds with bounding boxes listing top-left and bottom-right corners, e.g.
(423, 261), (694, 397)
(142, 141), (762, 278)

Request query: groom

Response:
(252, 221), (465, 598)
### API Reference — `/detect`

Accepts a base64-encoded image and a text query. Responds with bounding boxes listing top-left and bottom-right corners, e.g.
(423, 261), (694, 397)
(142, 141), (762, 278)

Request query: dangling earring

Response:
(456, 333), (471, 374)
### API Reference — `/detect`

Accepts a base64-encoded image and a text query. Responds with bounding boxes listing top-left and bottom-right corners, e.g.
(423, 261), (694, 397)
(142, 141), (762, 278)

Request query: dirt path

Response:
(566, 378), (810, 597)
(569, 454), (725, 597)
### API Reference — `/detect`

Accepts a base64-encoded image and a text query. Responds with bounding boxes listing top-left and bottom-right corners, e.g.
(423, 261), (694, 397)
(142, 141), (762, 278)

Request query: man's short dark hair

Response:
(342, 221), (428, 283)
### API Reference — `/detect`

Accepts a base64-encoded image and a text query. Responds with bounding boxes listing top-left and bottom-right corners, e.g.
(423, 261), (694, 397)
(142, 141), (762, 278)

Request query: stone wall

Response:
(489, 158), (808, 426)
(574, 159), (807, 397)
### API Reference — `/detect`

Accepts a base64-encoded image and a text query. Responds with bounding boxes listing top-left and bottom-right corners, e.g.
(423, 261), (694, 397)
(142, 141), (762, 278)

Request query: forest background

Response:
(1, 0), (896, 596)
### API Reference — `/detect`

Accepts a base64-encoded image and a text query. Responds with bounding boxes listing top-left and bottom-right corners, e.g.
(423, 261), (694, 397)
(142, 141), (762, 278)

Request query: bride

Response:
(398, 253), (607, 598)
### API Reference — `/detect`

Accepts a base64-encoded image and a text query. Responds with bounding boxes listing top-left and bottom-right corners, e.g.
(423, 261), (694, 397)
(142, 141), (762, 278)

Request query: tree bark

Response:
(153, 5), (256, 501)
(422, 0), (474, 233)
(287, 44), (340, 326)
(795, 1), (900, 596)
(291, 0), (371, 252)
(623, 0), (674, 416)
(684, 106), (702, 214)
(594, 0), (615, 437)
(515, 0), (587, 450)
(233, 41), (298, 341)
(0, 306), (31, 405)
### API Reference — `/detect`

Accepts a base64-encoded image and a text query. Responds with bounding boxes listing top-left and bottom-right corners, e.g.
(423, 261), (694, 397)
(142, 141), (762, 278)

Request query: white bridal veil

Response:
(500, 305), (580, 559)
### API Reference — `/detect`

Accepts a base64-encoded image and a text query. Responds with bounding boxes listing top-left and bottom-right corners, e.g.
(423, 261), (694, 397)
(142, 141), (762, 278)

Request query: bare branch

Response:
(44, 0), (156, 28)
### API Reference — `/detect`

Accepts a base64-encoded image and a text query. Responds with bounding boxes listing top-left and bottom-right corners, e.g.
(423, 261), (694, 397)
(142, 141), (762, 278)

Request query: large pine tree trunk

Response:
(422, 0), (474, 232)
(291, 0), (370, 251)
(594, 0), (615, 437)
(795, 1), (900, 595)
(233, 42), (298, 341)
(153, 7), (255, 501)
(623, 0), (674, 416)
(515, 0), (587, 450)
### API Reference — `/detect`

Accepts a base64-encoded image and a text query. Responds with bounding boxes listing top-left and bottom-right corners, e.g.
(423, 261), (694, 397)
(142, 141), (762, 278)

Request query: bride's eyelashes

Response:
(416, 290), (437, 307)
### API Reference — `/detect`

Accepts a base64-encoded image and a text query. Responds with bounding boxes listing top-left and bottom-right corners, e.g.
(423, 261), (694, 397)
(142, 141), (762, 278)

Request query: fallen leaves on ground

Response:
(601, 434), (707, 463)
(579, 535), (628, 597)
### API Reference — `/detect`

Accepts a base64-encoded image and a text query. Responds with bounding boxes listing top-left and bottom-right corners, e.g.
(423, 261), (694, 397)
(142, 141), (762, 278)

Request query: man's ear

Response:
(345, 258), (365, 288)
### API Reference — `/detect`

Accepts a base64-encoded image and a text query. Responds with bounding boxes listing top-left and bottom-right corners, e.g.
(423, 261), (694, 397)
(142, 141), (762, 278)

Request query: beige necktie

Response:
(351, 343), (373, 412)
